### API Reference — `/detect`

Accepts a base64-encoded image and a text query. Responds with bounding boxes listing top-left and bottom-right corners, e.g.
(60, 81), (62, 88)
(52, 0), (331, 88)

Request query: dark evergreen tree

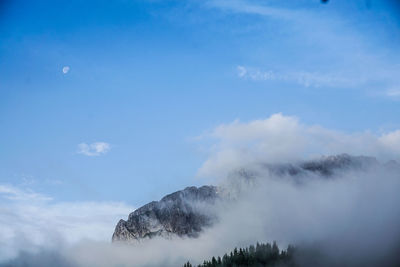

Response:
(183, 241), (296, 267)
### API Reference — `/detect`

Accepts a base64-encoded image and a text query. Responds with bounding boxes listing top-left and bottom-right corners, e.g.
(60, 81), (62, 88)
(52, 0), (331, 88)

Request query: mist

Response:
(2, 155), (399, 267)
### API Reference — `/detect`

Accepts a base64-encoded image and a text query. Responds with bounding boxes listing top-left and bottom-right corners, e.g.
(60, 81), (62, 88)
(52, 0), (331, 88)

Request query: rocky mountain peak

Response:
(112, 185), (219, 242)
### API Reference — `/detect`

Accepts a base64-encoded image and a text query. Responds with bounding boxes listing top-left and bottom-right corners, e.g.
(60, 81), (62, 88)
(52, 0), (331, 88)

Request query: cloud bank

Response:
(2, 158), (400, 267)
(0, 184), (133, 262)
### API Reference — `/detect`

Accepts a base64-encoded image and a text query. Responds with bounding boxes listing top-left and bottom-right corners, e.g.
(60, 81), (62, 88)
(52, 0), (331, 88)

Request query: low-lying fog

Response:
(2, 158), (399, 267)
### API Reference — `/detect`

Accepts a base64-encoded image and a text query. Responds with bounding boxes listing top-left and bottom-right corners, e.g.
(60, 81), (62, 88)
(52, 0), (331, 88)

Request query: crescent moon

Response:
(62, 66), (70, 74)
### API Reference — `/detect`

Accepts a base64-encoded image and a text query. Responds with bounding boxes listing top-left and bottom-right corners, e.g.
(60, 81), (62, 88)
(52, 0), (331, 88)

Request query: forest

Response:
(182, 242), (296, 267)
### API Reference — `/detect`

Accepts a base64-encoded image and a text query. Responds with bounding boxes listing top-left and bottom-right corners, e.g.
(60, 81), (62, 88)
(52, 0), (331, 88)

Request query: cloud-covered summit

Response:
(198, 113), (400, 179)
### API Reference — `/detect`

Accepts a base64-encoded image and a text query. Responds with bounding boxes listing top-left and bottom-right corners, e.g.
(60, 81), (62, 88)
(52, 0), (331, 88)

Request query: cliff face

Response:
(112, 185), (219, 242)
(113, 154), (394, 242)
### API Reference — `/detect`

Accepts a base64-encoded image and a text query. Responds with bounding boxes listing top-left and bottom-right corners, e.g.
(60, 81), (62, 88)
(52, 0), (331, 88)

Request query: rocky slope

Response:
(112, 185), (219, 242)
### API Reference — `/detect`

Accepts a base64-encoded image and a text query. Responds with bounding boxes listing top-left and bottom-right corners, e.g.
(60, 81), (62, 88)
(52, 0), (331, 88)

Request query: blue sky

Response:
(1, 0), (400, 207)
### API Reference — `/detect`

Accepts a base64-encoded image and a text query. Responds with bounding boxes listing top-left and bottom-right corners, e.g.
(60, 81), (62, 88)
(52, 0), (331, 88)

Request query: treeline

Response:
(183, 242), (296, 267)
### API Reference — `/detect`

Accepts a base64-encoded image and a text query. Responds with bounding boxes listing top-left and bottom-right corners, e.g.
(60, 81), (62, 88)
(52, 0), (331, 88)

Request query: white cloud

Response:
(236, 65), (247, 78)
(385, 88), (400, 99)
(0, 184), (52, 202)
(206, 0), (297, 20)
(77, 142), (111, 156)
(0, 184), (134, 262)
(379, 130), (400, 153)
(197, 113), (400, 179)
(236, 65), (364, 88)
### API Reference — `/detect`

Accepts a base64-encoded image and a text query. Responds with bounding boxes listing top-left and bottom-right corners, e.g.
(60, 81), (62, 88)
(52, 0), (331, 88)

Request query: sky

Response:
(1, 0), (400, 252)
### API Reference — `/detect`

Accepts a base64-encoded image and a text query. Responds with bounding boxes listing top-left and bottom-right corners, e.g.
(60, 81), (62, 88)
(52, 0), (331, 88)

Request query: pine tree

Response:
(183, 241), (295, 267)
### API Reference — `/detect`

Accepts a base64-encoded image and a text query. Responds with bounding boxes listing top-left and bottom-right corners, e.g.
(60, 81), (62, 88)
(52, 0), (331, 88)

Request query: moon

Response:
(62, 66), (70, 74)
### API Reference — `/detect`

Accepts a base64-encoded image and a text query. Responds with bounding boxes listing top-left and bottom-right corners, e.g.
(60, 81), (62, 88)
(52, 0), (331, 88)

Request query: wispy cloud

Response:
(206, 0), (298, 20)
(77, 142), (111, 156)
(385, 88), (400, 99)
(0, 184), (134, 262)
(0, 184), (52, 202)
(237, 65), (362, 88)
(207, 0), (400, 96)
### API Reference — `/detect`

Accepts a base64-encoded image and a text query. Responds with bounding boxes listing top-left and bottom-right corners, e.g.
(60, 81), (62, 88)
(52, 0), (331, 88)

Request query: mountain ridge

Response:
(112, 154), (397, 242)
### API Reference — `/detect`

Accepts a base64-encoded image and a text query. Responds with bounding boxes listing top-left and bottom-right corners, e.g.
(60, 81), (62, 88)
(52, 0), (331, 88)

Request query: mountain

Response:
(112, 185), (219, 242)
(112, 154), (395, 242)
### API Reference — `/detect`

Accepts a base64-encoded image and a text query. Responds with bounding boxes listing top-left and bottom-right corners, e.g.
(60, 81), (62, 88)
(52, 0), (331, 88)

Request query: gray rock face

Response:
(112, 185), (219, 242)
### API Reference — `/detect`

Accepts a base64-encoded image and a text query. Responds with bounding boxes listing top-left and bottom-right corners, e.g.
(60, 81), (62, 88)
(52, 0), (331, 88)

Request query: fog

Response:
(2, 157), (399, 267)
